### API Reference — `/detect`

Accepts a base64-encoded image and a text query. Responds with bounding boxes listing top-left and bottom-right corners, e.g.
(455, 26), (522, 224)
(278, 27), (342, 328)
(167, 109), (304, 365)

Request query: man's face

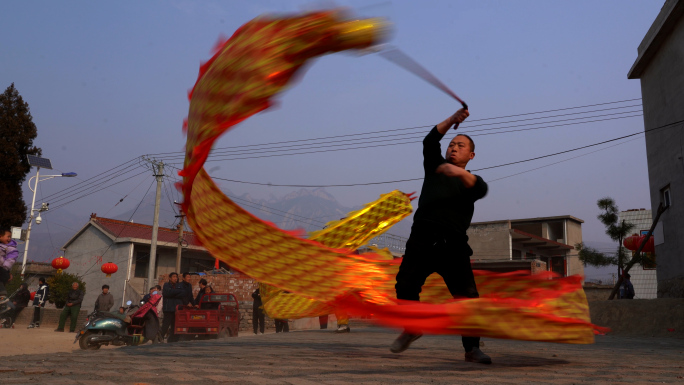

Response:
(183, 275), (191, 283)
(170, 274), (178, 283)
(0, 231), (11, 244)
(102, 288), (109, 294)
(445, 135), (475, 167)
(72, 283), (79, 290)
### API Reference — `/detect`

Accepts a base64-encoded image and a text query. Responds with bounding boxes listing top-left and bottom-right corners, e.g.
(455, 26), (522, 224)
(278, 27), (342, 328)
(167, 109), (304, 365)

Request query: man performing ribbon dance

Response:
(390, 108), (492, 364)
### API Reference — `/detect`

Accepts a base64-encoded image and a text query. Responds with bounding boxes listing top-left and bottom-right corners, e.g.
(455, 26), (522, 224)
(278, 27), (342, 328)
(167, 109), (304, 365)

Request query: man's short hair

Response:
(1, 228), (10, 235)
(199, 278), (207, 286)
(155, 285), (162, 290)
(169, 272), (178, 279)
(456, 134), (475, 152)
(72, 282), (79, 286)
(182, 272), (191, 278)
(102, 284), (109, 290)
(39, 277), (46, 284)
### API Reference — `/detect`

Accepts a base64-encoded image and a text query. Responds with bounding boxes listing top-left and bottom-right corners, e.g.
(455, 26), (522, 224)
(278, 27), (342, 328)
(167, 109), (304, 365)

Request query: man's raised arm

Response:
(436, 108), (469, 134)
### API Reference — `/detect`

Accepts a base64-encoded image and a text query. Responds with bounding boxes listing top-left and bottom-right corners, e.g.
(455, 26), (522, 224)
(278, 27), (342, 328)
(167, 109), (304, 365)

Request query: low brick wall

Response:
(13, 307), (88, 328)
(584, 286), (613, 302)
(589, 298), (684, 337)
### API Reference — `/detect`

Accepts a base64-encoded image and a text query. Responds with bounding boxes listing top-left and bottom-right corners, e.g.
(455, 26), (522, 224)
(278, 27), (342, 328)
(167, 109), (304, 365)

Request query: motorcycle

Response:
(75, 293), (162, 350)
(0, 289), (20, 328)
(0, 296), (13, 328)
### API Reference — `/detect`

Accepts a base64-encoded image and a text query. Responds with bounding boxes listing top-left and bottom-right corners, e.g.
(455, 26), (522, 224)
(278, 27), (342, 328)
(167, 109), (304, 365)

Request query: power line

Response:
(42, 158), (139, 201)
(49, 168), (150, 212)
(144, 98), (642, 158)
(46, 163), (146, 205)
(156, 113), (643, 165)
(196, 117), (683, 188)
(150, 107), (643, 162)
(80, 179), (156, 278)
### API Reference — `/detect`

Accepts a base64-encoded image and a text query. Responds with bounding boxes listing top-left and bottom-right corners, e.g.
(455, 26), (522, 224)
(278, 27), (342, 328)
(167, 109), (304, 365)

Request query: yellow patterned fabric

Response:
(180, 9), (604, 344)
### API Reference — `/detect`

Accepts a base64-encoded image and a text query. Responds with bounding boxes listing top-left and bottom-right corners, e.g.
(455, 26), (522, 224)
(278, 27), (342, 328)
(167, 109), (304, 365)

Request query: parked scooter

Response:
(0, 289), (20, 328)
(75, 293), (162, 350)
(0, 296), (13, 328)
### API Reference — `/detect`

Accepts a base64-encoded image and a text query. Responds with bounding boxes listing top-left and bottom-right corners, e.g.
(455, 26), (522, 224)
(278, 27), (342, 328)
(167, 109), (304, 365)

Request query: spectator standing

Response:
(28, 277), (49, 328)
(161, 273), (184, 342)
(275, 319), (289, 333)
(0, 229), (19, 297)
(194, 278), (208, 306)
(55, 282), (84, 332)
(252, 288), (264, 334)
(622, 273), (635, 299)
(94, 285), (114, 312)
(180, 273), (194, 307)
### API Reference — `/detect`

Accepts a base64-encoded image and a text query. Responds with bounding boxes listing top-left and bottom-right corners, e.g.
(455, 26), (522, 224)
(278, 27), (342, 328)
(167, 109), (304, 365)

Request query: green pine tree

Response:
(0, 83), (42, 229)
(575, 197), (635, 271)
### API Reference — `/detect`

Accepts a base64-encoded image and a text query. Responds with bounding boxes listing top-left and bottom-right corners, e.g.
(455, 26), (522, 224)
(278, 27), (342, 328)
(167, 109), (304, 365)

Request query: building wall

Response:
(619, 209), (658, 299)
(566, 220), (584, 279)
(63, 227), (131, 312)
(638, 6), (684, 297)
(468, 221), (511, 260)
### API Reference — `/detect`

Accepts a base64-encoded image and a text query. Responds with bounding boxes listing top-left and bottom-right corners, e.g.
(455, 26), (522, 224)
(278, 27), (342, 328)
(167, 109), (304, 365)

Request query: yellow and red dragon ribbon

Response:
(179, 9), (604, 344)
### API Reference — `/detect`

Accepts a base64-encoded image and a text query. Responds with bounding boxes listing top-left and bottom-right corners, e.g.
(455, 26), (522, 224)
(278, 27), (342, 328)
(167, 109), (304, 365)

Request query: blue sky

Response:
(1, 1), (664, 279)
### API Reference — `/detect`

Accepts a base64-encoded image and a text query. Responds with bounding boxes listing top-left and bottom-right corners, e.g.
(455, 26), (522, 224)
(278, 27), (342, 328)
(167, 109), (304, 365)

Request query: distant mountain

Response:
(23, 187), (413, 262)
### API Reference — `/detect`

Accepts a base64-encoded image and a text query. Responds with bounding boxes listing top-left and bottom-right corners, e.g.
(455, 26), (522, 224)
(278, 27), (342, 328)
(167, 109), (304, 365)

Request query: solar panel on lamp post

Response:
(21, 155), (77, 277)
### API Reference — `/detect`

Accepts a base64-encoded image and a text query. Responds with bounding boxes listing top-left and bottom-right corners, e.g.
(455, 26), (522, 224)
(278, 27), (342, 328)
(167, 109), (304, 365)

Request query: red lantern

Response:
(30, 291), (36, 301)
(623, 234), (640, 251)
(101, 262), (118, 277)
(51, 256), (70, 273)
(623, 234), (655, 253)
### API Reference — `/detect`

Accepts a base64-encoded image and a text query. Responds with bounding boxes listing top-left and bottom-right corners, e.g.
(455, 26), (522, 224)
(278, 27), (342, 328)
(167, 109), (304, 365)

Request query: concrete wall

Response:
(637, 4), (684, 297)
(566, 220), (584, 279)
(468, 221), (511, 260)
(63, 226), (131, 312)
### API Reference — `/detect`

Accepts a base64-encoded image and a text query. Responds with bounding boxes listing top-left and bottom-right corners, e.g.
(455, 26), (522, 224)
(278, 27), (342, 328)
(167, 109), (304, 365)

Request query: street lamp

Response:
(21, 155), (77, 277)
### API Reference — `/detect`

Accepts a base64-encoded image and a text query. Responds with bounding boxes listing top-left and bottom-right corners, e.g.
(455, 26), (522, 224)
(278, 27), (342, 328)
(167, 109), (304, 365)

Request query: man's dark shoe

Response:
(465, 347), (492, 364)
(54, 328), (64, 332)
(390, 332), (422, 353)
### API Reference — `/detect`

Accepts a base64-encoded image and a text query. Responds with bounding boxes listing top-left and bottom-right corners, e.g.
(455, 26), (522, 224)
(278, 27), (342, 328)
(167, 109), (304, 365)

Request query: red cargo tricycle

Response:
(175, 292), (240, 339)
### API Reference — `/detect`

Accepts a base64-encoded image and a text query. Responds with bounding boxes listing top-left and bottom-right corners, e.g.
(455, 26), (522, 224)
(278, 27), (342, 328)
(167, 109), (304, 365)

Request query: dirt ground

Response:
(0, 327), (117, 356)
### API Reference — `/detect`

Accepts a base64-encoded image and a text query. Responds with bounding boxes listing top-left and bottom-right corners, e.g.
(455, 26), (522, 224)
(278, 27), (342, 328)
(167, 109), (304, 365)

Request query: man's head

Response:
(445, 134), (475, 167)
(39, 277), (46, 285)
(155, 285), (161, 291)
(624, 273), (631, 280)
(20, 283), (28, 290)
(102, 284), (109, 294)
(0, 229), (11, 244)
(72, 282), (79, 290)
(149, 287), (156, 294)
(182, 272), (191, 283)
(118, 306), (125, 314)
(199, 278), (207, 289)
(169, 272), (178, 283)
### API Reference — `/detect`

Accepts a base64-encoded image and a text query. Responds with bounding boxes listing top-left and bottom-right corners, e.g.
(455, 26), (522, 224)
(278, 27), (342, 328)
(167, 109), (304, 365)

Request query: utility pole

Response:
(175, 206), (185, 273)
(143, 158), (164, 292)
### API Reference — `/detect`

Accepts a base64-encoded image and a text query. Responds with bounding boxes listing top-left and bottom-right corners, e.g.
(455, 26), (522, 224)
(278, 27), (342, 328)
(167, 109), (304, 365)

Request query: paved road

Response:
(1, 327), (683, 384)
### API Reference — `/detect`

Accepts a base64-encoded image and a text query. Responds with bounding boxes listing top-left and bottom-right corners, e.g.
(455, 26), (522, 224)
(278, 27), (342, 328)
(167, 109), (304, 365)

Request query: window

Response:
(134, 252), (149, 278)
(661, 185), (671, 207)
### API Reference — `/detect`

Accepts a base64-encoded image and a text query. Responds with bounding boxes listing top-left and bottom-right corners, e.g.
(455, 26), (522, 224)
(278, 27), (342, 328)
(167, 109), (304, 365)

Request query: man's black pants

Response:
(253, 307), (265, 334)
(395, 229), (480, 352)
(161, 311), (178, 342)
